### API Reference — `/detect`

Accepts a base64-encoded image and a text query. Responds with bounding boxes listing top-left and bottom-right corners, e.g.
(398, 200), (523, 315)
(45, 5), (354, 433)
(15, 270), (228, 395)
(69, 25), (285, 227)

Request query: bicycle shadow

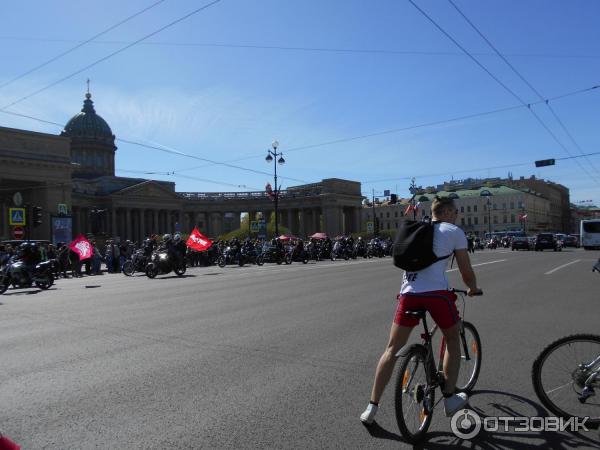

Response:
(365, 389), (599, 449)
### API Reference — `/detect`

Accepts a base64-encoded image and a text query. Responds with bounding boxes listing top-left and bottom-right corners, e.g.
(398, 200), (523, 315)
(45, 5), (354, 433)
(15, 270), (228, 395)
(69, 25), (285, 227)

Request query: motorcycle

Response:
(239, 245), (263, 266)
(122, 249), (148, 276)
(330, 241), (350, 261)
(0, 257), (54, 294)
(257, 243), (290, 265)
(145, 250), (186, 278)
(217, 245), (243, 267)
(287, 245), (309, 264)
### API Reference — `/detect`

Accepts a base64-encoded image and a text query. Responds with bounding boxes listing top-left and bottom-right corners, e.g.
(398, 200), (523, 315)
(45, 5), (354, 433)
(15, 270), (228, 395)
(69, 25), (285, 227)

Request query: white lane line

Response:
(446, 259), (506, 273)
(544, 259), (581, 275)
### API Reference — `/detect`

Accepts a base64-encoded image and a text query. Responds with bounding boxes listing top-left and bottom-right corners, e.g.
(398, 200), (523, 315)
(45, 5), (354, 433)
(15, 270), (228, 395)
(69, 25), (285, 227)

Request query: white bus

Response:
(580, 219), (600, 250)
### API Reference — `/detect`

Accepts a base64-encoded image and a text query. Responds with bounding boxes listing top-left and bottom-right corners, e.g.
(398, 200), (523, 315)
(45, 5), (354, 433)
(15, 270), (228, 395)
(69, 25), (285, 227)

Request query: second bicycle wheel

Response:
(532, 334), (600, 426)
(394, 345), (434, 443)
(455, 321), (482, 393)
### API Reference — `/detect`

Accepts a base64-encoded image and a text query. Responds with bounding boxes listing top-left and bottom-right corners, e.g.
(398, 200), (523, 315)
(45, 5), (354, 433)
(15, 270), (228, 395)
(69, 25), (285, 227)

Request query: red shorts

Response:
(394, 290), (460, 329)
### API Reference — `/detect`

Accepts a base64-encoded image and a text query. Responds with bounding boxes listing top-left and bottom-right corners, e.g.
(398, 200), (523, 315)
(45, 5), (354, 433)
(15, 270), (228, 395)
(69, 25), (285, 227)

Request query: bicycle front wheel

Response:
(455, 321), (482, 393)
(532, 334), (600, 426)
(394, 345), (434, 443)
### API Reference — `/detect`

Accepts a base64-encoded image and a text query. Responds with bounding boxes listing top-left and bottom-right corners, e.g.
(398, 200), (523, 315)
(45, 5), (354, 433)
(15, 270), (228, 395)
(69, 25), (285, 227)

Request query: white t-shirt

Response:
(400, 222), (468, 294)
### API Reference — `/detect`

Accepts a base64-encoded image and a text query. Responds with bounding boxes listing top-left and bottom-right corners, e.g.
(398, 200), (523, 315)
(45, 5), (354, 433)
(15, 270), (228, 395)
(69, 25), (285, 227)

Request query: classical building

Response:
(1, 91), (364, 243)
(362, 184), (559, 236)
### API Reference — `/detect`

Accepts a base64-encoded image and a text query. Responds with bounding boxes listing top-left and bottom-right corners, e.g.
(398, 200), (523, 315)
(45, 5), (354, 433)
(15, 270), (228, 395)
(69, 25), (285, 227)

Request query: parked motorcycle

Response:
(217, 245), (243, 267)
(287, 246), (309, 264)
(0, 257), (54, 294)
(145, 250), (186, 278)
(239, 245), (263, 266)
(330, 241), (350, 261)
(122, 249), (148, 276)
(257, 243), (290, 265)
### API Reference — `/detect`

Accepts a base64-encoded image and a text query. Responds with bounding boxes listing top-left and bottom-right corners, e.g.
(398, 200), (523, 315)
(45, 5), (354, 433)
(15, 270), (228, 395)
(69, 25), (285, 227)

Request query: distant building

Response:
(362, 182), (562, 236)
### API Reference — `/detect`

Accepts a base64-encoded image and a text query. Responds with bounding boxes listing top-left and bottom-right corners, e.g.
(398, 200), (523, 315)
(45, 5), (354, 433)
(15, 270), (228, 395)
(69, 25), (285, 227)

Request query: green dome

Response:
(62, 92), (113, 139)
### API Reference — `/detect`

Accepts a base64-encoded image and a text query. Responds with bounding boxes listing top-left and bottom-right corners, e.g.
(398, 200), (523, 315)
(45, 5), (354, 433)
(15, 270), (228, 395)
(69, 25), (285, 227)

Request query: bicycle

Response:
(394, 288), (483, 443)
(531, 264), (600, 428)
(532, 334), (600, 428)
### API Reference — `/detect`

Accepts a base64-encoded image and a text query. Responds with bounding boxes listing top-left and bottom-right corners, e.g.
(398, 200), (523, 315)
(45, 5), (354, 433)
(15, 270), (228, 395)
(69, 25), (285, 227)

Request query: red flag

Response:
(186, 227), (212, 252)
(404, 204), (414, 216)
(68, 235), (93, 260)
(0, 435), (21, 450)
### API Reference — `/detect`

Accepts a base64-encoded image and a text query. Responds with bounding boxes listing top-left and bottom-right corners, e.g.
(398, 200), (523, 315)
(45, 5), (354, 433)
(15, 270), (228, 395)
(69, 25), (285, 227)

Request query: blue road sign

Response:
(9, 207), (26, 226)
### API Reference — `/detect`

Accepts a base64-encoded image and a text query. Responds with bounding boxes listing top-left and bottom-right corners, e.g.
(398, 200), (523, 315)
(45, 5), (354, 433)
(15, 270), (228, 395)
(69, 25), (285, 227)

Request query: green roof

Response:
(416, 185), (523, 201)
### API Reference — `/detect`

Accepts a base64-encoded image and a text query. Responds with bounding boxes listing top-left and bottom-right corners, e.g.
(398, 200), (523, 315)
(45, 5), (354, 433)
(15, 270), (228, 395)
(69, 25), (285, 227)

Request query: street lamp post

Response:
(480, 190), (493, 239)
(409, 177), (417, 220)
(266, 140), (285, 238)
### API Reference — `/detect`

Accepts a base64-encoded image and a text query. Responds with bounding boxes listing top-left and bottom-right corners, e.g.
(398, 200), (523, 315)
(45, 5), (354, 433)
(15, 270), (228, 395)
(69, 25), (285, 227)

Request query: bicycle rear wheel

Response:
(532, 334), (600, 427)
(394, 345), (434, 443)
(455, 321), (482, 393)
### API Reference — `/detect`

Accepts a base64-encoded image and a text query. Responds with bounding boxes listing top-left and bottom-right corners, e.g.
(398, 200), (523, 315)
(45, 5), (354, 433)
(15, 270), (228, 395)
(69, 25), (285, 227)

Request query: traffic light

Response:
(535, 159), (555, 167)
(32, 206), (43, 227)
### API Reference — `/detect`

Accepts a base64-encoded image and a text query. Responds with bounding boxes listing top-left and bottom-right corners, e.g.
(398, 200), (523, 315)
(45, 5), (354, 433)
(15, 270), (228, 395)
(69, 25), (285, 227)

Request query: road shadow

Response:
(154, 274), (197, 280)
(364, 390), (599, 449)
(203, 273), (222, 276)
(2, 288), (54, 296)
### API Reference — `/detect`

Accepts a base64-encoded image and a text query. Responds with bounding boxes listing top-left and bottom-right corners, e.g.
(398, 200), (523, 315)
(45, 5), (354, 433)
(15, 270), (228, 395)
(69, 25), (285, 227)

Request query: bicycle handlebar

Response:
(452, 288), (483, 296)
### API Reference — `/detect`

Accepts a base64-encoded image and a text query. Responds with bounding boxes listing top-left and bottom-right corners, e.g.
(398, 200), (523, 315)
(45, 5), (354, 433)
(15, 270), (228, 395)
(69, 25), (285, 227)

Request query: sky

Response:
(1, 0), (599, 205)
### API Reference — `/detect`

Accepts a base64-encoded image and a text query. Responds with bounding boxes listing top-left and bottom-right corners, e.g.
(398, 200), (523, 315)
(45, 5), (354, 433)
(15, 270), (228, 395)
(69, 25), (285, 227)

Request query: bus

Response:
(580, 219), (600, 250)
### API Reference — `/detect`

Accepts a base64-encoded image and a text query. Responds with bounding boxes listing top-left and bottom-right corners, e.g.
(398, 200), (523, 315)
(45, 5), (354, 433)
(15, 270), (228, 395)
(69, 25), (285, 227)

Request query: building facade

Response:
(1, 92), (364, 243)
(362, 184), (557, 236)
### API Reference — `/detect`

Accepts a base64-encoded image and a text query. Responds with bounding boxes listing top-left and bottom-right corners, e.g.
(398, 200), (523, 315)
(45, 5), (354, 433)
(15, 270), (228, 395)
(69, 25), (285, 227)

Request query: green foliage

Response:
(219, 211), (290, 240)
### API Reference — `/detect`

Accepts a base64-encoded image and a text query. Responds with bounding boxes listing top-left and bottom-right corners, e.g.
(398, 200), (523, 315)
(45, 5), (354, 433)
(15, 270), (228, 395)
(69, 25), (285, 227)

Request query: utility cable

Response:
(0, 0), (167, 90)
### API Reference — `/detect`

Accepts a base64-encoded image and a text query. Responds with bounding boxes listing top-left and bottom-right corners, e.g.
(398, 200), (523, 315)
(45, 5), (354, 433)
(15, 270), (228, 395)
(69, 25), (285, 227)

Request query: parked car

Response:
(563, 235), (579, 248)
(535, 233), (561, 251)
(511, 237), (530, 251)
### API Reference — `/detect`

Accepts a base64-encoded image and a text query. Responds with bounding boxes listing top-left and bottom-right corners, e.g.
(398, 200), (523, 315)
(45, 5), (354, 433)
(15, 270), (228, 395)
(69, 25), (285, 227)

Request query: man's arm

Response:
(454, 249), (482, 296)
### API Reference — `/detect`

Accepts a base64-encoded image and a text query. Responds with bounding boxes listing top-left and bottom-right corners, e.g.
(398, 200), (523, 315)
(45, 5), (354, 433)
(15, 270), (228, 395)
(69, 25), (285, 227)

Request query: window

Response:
(468, 217), (472, 225)
(395, 222), (399, 229)
(386, 212), (390, 218)
(474, 217), (479, 225)
(511, 214), (515, 223)
(510, 202), (514, 209)
(460, 206), (464, 213)
(461, 218), (465, 226)
(467, 205), (471, 213)
(474, 205), (478, 212)
(394, 212), (398, 218)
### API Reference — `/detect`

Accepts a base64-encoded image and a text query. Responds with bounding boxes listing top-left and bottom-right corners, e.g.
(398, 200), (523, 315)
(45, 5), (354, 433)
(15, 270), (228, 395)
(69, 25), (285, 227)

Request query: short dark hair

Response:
(432, 196), (455, 217)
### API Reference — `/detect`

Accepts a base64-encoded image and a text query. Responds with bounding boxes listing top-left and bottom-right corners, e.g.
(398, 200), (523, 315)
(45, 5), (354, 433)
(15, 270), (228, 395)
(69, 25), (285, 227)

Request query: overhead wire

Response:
(0, 0), (223, 111)
(3, 36), (600, 60)
(0, 0), (167, 91)
(408, 0), (600, 186)
(447, 0), (600, 178)
(1, 82), (598, 187)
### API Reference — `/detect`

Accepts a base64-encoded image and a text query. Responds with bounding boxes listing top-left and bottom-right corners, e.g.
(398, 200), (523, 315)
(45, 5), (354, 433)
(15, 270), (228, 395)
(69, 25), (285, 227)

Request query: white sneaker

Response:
(443, 392), (468, 417)
(360, 403), (378, 425)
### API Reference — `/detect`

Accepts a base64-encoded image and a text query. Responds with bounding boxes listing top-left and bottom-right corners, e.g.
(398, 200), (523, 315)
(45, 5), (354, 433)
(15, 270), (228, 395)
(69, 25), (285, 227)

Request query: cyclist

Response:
(360, 196), (482, 424)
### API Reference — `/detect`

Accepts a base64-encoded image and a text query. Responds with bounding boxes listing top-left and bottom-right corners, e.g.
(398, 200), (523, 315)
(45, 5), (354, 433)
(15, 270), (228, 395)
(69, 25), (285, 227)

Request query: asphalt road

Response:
(1, 248), (599, 449)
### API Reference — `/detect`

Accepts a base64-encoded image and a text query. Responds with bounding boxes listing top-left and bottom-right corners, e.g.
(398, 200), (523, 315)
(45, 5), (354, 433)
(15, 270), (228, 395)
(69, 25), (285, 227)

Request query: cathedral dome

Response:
(62, 92), (113, 140)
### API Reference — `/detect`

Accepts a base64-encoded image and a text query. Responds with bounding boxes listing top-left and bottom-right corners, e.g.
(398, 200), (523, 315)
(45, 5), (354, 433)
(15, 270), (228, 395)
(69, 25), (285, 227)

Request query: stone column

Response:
(140, 209), (147, 240)
(153, 210), (159, 234)
(322, 206), (341, 237)
(125, 209), (132, 240)
(299, 209), (306, 237)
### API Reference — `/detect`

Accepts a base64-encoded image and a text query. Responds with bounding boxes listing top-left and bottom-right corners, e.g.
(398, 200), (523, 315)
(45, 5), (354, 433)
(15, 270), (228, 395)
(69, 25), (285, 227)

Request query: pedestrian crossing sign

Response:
(9, 207), (26, 226)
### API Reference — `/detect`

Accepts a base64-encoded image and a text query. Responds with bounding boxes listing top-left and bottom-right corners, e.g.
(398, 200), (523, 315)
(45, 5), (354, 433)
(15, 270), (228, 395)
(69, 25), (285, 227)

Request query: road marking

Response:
(446, 259), (506, 272)
(544, 259), (581, 275)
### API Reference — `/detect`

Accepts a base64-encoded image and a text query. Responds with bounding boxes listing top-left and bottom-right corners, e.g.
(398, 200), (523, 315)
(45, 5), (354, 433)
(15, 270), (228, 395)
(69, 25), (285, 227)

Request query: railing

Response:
(178, 187), (323, 201)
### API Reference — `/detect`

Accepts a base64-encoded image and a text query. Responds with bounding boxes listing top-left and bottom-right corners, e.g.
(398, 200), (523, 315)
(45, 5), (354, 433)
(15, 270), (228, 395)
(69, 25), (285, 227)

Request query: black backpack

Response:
(393, 220), (452, 271)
